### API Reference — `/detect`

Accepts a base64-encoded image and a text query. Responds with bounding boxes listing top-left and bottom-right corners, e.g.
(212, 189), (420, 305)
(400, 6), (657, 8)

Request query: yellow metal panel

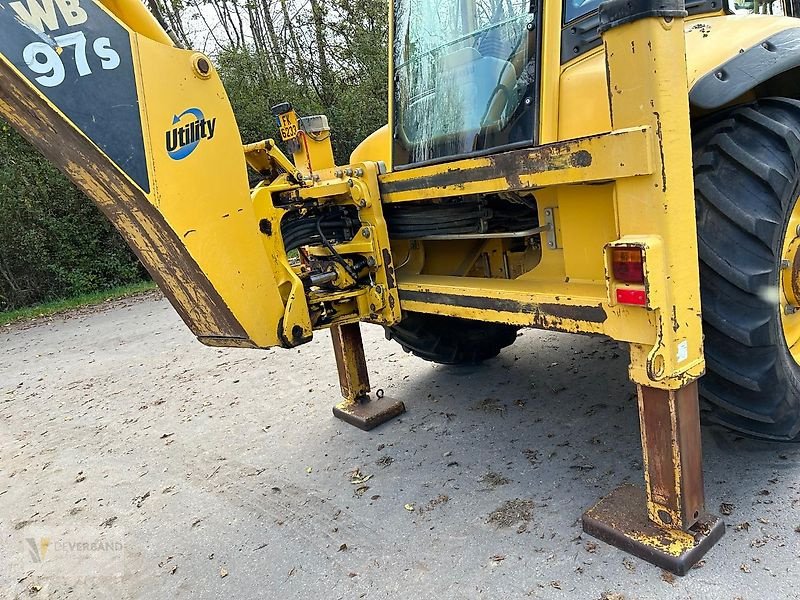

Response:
(558, 14), (800, 142)
(683, 15), (799, 86)
(349, 124), (390, 167)
(603, 16), (704, 388)
(396, 274), (656, 344)
(98, 0), (174, 45)
(131, 35), (288, 347)
(379, 127), (654, 203)
(557, 184), (618, 282)
(538, 0), (562, 144)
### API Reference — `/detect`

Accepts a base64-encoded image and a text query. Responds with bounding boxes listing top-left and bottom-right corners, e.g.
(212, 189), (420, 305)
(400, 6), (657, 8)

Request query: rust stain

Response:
(380, 136), (597, 196)
(653, 111), (667, 193)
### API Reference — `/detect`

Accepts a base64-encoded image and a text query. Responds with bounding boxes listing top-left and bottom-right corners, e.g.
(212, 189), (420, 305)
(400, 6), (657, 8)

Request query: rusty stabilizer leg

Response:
(331, 322), (405, 430)
(583, 382), (725, 575)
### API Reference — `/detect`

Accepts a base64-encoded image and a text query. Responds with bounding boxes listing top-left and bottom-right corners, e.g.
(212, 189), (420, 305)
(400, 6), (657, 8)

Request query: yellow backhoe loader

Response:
(4, 0), (800, 574)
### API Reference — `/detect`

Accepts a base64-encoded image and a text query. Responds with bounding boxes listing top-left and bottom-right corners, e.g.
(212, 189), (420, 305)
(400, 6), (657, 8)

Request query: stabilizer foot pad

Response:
(582, 484), (725, 576)
(333, 396), (406, 431)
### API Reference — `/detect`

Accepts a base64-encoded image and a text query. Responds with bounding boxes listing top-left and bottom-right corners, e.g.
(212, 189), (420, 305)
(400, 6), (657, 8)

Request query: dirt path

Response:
(1, 295), (799, 599)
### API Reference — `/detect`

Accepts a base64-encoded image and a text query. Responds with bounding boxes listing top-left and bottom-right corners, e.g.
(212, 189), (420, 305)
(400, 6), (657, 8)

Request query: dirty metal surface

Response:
(331, 323), (372, 401)
(639, 384), (704, 530)
(583, 484), (725, 576)
(379, 127), (652, 203)
(397, 289), (607, 329)
(333, 395), (407, 431)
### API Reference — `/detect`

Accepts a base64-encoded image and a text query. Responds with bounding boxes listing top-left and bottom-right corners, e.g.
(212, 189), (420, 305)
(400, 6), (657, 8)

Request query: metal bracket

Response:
(543, 207), (559, 249)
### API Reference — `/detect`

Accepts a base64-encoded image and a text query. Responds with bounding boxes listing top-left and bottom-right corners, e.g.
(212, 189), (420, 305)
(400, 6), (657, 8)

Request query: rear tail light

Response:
(611, 247), (645, 284)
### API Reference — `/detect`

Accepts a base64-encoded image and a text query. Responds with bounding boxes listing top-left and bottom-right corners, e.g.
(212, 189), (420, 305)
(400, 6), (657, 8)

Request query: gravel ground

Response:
(1, 293), (799, 599)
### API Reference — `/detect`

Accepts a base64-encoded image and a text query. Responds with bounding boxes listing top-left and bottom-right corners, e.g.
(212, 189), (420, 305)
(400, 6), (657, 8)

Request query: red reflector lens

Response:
(611, 247), (644, 283)
(616, 288), (647, 306)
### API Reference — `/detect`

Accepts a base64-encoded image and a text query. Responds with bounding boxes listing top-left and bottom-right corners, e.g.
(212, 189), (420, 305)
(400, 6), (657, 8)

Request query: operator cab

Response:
(392, 0), (540, 167)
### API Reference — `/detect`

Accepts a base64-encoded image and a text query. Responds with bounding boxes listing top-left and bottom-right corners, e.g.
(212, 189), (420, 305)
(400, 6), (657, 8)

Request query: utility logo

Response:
(166, 108), (217, 160)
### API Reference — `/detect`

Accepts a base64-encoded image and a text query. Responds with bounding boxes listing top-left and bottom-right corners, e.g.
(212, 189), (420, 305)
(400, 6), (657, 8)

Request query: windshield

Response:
(392, 0), (538, 167)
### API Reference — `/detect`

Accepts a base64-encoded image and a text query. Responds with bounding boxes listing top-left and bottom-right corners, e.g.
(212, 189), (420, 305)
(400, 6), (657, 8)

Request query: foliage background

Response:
(0, 0), (388, 311)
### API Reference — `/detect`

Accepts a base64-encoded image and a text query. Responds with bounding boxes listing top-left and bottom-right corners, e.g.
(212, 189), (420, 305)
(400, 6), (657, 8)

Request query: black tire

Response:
(385, 312), (518, 365)
(693, 97), (800, 441)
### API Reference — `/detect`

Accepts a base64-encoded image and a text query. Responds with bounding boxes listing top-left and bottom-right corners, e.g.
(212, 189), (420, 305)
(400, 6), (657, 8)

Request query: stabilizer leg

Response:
(330, 322), (405, 431)
(583, 382), (724, 575)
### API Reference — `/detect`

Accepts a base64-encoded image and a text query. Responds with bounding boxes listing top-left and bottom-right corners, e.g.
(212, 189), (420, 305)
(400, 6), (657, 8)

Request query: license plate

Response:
(277, 110), (299, 141)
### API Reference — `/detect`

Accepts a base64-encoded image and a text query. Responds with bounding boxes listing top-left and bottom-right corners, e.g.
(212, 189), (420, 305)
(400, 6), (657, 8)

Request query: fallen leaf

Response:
(720, 502), (734, 516)
(404, 503), (415, 512)
(220, 567), (228, 578)
(490, 554), (506, 562)
(349, 468), (373, 485)
(660, 570), (674, 584)
(338, 544), (348, 552)
(740, 563), (751, 573)
(735, 522), (750, 532)
(585, 541), (598, 554)
(623, 558), (636, 571)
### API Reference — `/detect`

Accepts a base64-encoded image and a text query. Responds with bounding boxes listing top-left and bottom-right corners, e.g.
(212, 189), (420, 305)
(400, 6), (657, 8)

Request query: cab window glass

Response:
(393, 0), (538, 167)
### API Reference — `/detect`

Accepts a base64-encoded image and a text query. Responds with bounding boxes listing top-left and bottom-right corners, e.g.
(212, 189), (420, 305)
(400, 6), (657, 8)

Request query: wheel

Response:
(385, 311), (518, 365)
(693, 97), (800, 441)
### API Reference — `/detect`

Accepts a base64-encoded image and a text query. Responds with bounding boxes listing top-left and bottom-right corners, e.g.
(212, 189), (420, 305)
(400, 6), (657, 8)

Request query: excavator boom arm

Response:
(0, 0), (289, 347)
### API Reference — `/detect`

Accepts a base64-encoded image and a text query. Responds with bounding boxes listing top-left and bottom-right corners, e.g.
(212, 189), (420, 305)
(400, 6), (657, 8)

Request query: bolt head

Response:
(362, 228), (371, 238)
(782, 259), (791, 269)
(785, 304), (798, 315)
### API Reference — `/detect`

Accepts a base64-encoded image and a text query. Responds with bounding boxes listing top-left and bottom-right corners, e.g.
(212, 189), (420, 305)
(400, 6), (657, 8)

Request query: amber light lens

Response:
(611, 247), (645, 283)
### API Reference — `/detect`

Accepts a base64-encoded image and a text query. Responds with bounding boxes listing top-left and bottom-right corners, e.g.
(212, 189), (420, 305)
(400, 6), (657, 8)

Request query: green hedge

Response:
(0, 123), (147, 311)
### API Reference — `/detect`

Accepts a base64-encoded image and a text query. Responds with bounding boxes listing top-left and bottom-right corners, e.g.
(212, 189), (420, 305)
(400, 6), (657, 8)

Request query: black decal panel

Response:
(0, 0), (149, 192)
